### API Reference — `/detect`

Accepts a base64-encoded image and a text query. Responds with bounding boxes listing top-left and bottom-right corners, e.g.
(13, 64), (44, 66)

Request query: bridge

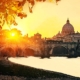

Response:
(0, 40), (80, 57)
(0, 43), (39, 57)
(39, 40), (80, 56)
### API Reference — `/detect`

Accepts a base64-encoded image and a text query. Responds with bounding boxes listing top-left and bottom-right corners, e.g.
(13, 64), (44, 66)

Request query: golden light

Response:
(9, 31), (19, 41)
(11, 32), (15, 37)
(4, 28), (22, 44)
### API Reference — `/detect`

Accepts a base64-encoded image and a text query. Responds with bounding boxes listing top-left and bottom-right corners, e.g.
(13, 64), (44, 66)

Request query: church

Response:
(52, 19), (80, 42)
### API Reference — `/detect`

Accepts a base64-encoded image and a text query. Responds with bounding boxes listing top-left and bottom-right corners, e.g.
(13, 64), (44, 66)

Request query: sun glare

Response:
(11, 33), (15, 37)
(9, 31), (18, 40)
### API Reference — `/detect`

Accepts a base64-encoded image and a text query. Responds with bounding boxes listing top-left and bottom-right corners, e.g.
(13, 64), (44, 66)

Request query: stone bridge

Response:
(0, 43), (39, 57)
(0, 40), (79, 57)
(42, 40), (79, 56)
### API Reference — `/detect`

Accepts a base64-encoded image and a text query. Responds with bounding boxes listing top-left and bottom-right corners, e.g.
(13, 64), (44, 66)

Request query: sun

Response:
(9, 31), (18, 41)
(8, 29), (22, 42)
(11, 33), (15, 37)
(10, 31), (17, 38)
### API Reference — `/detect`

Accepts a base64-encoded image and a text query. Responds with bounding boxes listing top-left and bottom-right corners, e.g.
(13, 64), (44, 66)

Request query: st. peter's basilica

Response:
(52, 19), (80, 42)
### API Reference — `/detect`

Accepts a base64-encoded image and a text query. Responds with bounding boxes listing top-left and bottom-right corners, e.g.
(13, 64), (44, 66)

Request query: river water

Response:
(9, 57), (80, 77)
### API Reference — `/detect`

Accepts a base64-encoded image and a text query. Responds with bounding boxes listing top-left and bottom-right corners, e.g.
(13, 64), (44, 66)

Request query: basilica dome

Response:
(61, 19), (75, 36)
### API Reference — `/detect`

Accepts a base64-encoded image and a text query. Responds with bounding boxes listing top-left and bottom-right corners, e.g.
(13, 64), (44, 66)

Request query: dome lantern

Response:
(67, 18), (69, 23)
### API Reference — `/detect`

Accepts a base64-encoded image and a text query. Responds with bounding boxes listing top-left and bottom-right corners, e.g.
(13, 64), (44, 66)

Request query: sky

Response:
(4, 0), (80, 38)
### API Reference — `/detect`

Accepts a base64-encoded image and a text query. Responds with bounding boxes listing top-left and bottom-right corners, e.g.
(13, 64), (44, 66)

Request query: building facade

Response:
(52, 19), (80, 42)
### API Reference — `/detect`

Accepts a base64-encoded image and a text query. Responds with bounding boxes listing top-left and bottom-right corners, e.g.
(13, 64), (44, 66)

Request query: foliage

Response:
(0, 0), (26, 27)
(0, 0), (61, 28)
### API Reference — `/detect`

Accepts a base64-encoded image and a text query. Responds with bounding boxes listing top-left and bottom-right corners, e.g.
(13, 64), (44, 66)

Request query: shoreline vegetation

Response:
(0, 57), (80, 80)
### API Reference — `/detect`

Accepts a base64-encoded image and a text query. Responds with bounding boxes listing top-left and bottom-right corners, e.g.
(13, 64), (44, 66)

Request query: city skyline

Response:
(3, 0), (80, 38)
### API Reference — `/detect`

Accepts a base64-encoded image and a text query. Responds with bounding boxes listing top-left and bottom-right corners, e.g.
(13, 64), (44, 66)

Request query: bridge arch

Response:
(0, 47), (15, 57)
(51, 46), (68, 56)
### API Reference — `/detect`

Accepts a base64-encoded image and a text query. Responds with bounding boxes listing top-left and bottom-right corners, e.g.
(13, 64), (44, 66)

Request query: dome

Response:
(61, 19), (75, 36)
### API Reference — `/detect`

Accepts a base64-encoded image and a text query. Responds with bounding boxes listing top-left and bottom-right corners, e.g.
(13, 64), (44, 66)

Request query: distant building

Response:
(52, 19), (80, 42)
(29, 33), (44, 45)
(34, 33), (42, 40)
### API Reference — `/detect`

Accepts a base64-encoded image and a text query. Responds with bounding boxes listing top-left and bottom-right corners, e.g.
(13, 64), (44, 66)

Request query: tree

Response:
(0, 0), (61, 28)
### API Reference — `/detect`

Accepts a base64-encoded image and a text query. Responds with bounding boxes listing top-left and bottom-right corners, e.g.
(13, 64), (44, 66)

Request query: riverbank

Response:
(0, 75), (80, 80)
(0, 57), (80, 80)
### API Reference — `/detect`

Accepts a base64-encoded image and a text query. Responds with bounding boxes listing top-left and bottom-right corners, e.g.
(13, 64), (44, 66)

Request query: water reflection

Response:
(9, 57), (80, 77)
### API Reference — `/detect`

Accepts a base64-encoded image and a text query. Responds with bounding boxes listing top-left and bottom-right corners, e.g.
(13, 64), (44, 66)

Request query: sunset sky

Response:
(4, 0), (80, 38)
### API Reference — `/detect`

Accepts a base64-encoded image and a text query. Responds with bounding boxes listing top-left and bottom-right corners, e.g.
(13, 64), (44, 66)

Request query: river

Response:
(9, 57), (80, 77)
